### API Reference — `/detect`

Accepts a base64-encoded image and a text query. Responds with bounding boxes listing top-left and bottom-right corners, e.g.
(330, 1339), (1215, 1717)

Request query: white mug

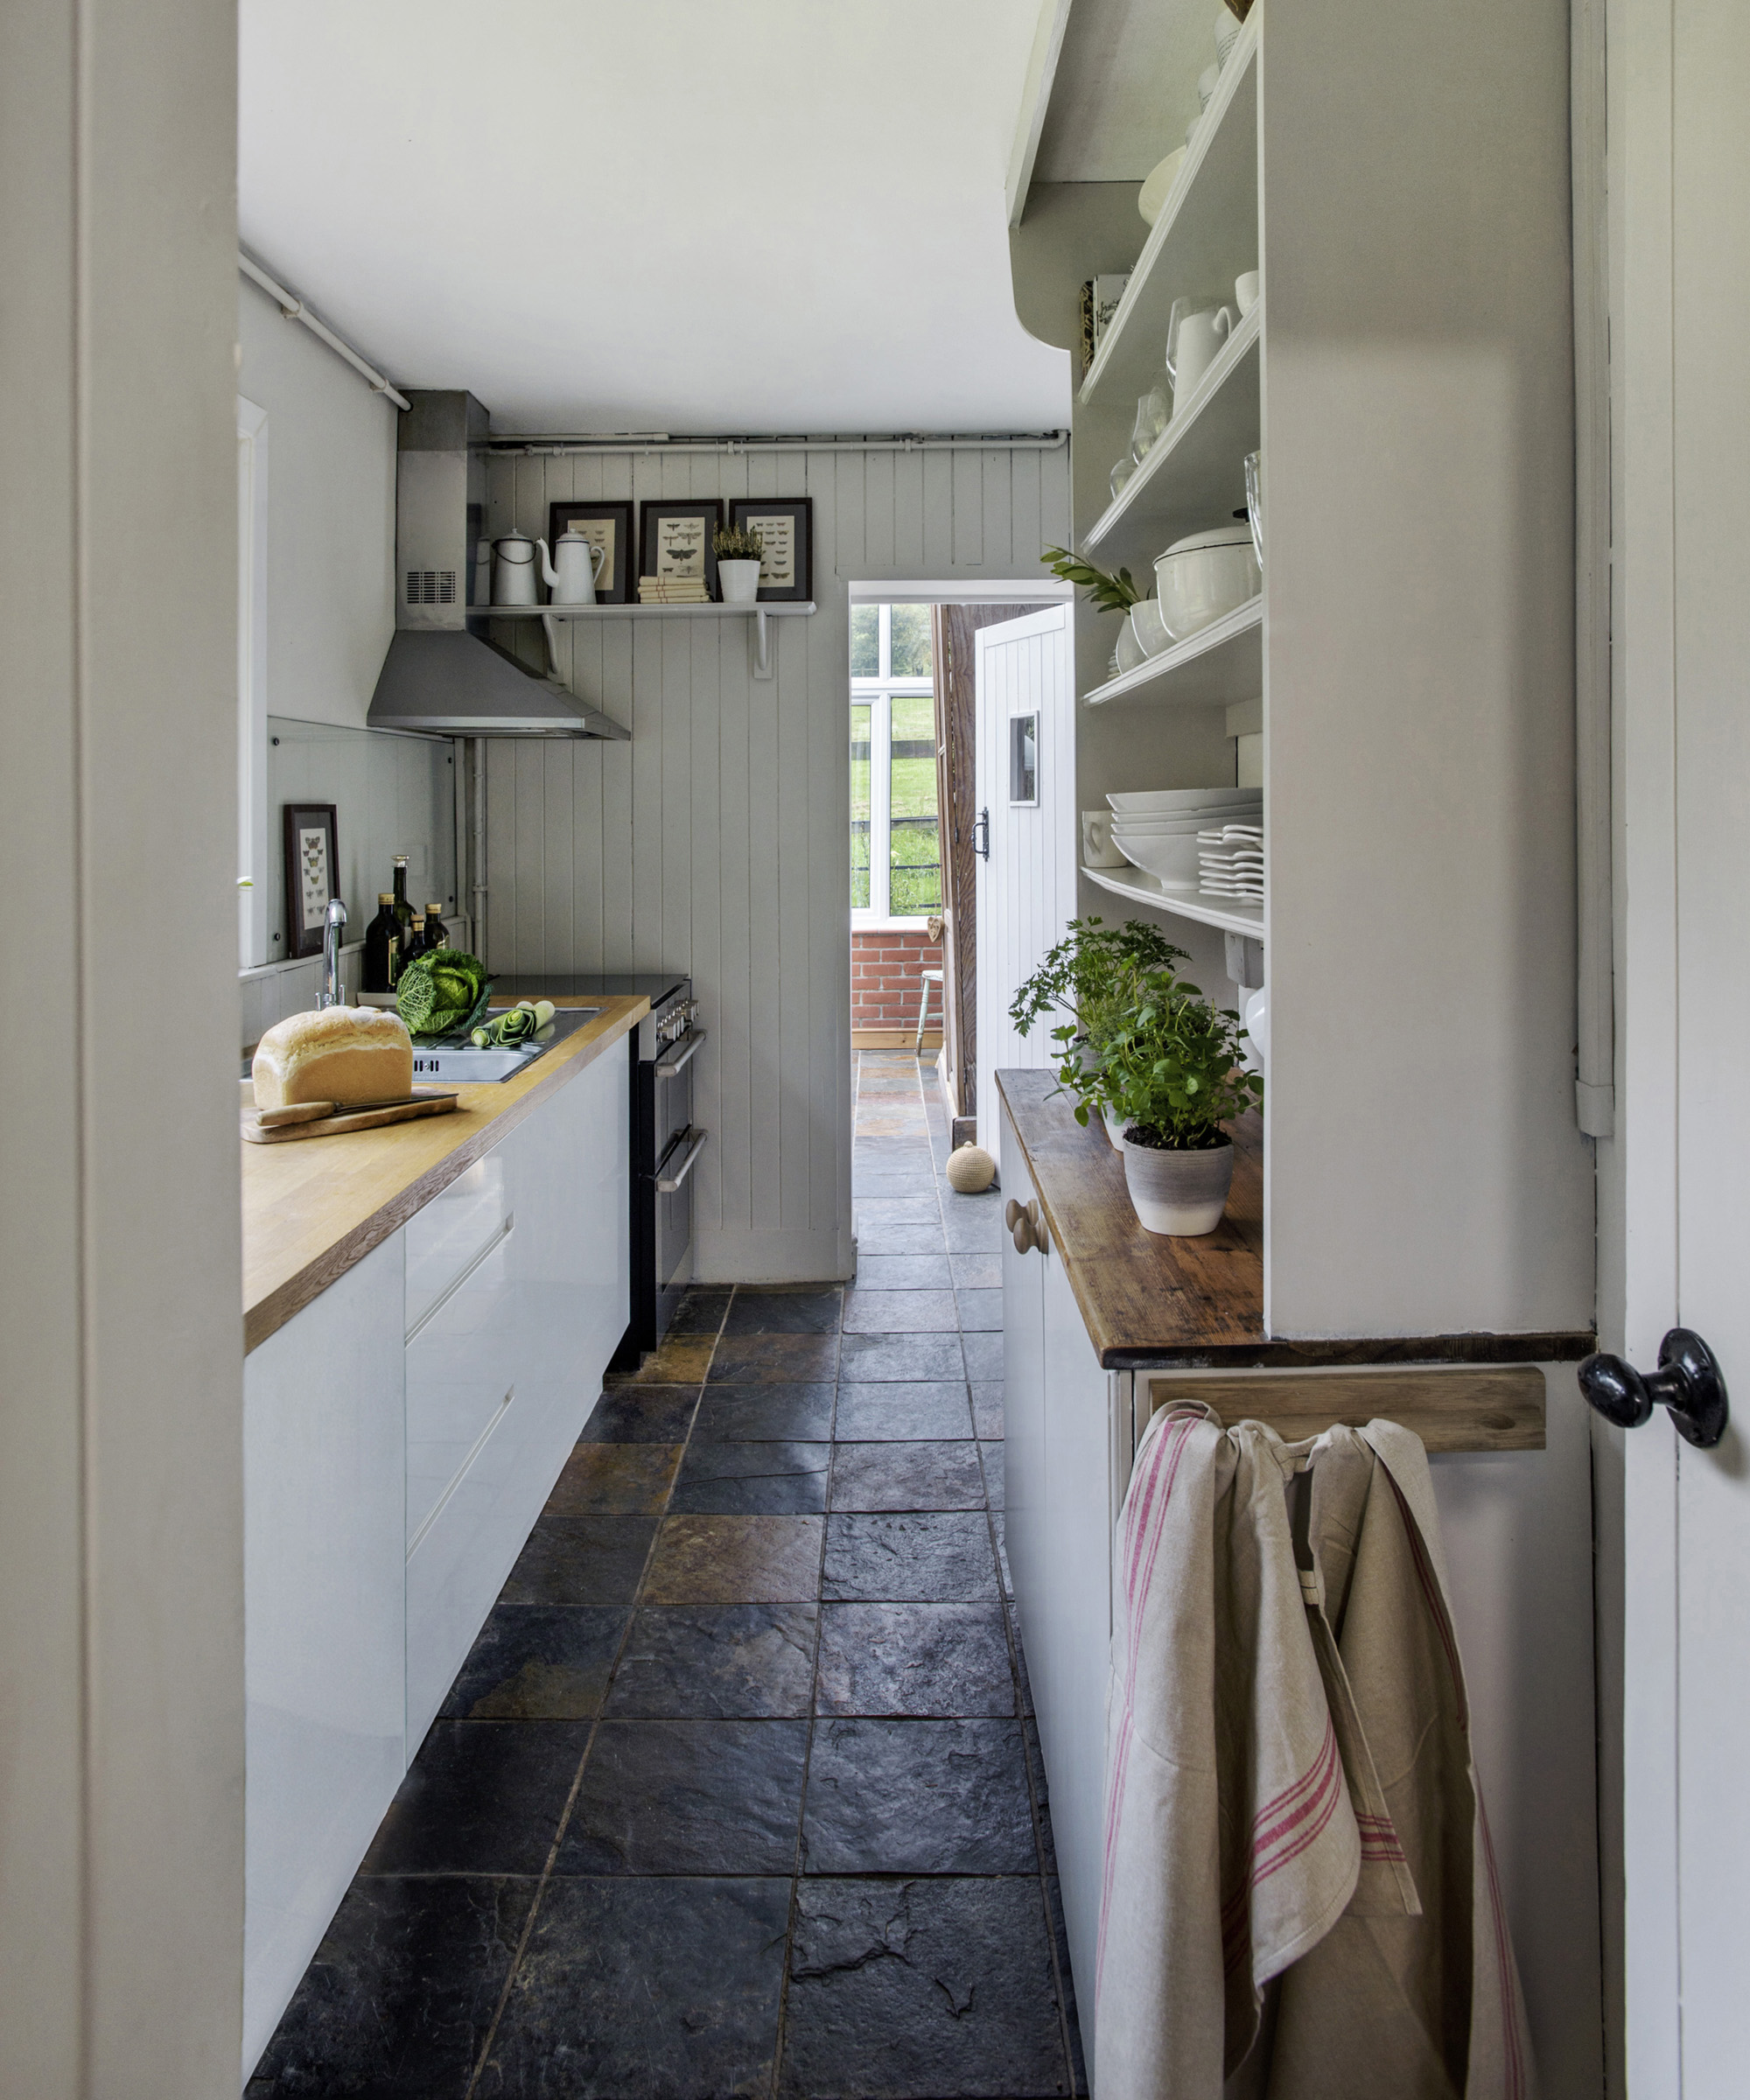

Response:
(1235, 270), (1260, 318)
(1167, 303), (1236, 402)
(1082, 810), (1129, 869)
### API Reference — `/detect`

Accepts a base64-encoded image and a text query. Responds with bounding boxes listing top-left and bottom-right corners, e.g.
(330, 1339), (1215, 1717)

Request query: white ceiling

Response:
(239, 0), (1070, 434)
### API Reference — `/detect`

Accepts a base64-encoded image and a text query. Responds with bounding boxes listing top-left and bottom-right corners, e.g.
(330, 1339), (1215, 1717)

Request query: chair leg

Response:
(915, 973), (933, 1057)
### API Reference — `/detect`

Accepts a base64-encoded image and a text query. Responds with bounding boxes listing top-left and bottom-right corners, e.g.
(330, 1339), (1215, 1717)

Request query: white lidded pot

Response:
(493, 530), (539, 606)
(539, 530), (606, 606)
(1153, 525), (1261, 641)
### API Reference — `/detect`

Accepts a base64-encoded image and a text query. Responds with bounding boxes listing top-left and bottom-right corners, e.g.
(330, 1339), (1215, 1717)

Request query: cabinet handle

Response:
(655, 1126), (707, 1193)
(1578, 1327), (1729, 1448)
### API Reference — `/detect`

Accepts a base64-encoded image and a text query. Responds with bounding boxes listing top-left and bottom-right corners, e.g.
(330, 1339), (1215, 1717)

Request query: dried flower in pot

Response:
(714, 522), (766, 603)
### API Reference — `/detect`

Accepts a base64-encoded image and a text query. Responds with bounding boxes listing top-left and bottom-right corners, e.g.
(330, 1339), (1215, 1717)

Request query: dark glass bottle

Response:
(404, 915), (427, 971)
(362, 892), (401, 993)
(424, 906), (449, 954)
(390, 855), (416, 947)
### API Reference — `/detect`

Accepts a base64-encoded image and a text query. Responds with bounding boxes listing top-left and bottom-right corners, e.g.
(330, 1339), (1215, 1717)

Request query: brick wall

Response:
(851, 929), (943, 1034)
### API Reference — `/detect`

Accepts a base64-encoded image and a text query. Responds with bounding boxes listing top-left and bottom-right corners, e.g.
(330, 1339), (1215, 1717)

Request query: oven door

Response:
(652, 1026), (704, 1307)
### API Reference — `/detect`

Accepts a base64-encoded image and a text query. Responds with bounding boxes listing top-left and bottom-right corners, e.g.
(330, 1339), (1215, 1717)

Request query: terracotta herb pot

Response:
(1120, 1135), (1235, 1236)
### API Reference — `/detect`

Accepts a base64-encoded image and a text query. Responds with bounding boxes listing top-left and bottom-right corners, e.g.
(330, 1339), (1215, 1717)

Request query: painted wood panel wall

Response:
(480, 441), (1070, 1281)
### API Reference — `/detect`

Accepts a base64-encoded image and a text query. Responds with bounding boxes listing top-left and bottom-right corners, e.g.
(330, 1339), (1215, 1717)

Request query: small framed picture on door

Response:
(727, 497), (813, 601)
(282, 802), (340, 958)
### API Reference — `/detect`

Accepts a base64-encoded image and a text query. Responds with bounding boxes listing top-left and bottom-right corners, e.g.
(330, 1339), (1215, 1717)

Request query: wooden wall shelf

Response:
(1136, 1365), (1547, 1452)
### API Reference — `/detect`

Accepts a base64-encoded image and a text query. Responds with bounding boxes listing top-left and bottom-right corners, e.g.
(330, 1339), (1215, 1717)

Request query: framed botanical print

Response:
(638, 500), (723, 596)
(282, 802), (339, 959)
(728, 497), (813, 602)
(548, 499), (634, 605)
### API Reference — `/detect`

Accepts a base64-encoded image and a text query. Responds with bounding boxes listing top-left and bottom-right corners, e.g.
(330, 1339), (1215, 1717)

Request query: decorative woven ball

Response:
(945, 1144), (997, 1194)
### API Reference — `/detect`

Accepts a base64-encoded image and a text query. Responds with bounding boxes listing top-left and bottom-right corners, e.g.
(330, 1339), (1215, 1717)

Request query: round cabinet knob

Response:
(1004, 1199), (1025, 1232)
(1578, 1327), (1729, 1449)
(1012, 1214), (1034, 1254)
(1011, 1199), (1047, 1256)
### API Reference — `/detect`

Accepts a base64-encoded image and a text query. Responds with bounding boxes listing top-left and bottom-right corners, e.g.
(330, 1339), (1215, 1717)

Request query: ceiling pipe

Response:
(486, 431), (1069, 458)
(238, 250), (412, 411)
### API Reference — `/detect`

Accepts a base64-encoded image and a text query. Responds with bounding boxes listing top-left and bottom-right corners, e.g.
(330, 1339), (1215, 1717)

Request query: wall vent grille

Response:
(407, 569), (457, 606)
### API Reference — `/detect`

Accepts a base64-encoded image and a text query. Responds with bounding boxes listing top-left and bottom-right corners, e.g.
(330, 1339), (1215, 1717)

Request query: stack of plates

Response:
(1197, 823), (1264, 900)
(1102, 788), (1261, 890)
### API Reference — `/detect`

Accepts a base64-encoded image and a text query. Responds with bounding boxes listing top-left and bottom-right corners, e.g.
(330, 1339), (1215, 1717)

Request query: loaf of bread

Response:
(251, 1005), (414, 1110)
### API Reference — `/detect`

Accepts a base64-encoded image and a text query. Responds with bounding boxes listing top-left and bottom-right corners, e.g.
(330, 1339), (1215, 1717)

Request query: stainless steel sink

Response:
(409, 1006), (601, 1083)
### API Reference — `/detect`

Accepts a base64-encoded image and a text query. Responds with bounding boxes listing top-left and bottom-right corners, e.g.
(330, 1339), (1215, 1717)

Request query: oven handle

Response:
(654, 1028), (706, 1079)
(655, 1126), (708, 1193)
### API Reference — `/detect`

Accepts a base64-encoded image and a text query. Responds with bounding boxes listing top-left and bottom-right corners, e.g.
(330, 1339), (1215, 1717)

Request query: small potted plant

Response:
(714, 522), (765, 604)
(1040, 545), (1154, 670)
(1056, 960), (1261, 1235)
(1010, 917), (1189, 1147)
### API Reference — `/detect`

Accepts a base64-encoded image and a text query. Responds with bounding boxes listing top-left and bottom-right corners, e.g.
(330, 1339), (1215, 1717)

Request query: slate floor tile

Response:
(670, 1440), (830, 1516)
(780, 1877), (1069, 2098)
(816, 1603), (1014, 1717)
(949, 1251), (1003, 1291)
(833, 1382), (974, 1441)
(956, 1288), (1004, 1332)
(851, 1254), (954, 1291)
(822, 1513), (999, 1603)
(440, 1606), (626, 1721)
(557, 1719), (808, 1875)
(499, 1516), (655, 1607)
(245, 1875), (533, 2098)
(853, 1220), (948, 1256)
(942, 1203), (1006, 1254)
(708, 1331), (841, 1384)
(485, 1877), (790, 2099)
(690, 1382), (835, 1445)
(578, 1385), (700, 1444)
(990, 1510), (1014, 1599)
(606, 1333), (717, 1386)
(851, 1194), (942, 1224)
(841, 1288), (959, 1334)
(360, 1722), (590, 1877)
(667, 1288), (732, 1337)
(642, 1515), (823, 1604)
(981, 1442), (1005, 1510)
(723, 1288), (844, 1335)
(544, 1442), (683, 1517)
(831, 1441), (985, 1513)
(606, 1603), (819, 1718)
(850, 1178), (943, 1205)
(802, 1718), (1037, 1875)
(971, 1381), (1005, 1440)
(839, 1331), (964, 1382)
(962, 1330), (1006, 1382)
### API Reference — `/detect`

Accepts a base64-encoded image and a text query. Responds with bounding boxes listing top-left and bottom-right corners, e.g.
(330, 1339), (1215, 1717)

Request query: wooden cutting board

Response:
(242, 1095), (460, 1144)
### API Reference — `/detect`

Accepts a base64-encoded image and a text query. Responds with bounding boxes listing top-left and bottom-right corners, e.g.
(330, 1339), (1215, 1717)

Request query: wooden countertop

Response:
(243, 995), (648, 1355)
(996, 1068), (1595, 1371)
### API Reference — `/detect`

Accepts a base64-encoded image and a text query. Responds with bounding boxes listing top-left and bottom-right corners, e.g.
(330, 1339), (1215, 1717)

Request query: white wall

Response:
(237, 271), (396, 730)
(1, 0), (244, 2090)
(480, 441), (1071, 1281)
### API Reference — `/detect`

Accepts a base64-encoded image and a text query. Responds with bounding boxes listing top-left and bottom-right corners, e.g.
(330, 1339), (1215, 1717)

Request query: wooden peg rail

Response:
(1136, 1365), (1546, 1453)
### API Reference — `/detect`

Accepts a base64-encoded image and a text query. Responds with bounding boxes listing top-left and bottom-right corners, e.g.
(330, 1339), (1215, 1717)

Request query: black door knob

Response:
(1578, 1328), (1729, 1449)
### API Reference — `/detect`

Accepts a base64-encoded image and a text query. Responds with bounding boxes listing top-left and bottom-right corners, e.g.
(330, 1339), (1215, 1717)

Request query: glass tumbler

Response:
(1243, 448), (1264, 570)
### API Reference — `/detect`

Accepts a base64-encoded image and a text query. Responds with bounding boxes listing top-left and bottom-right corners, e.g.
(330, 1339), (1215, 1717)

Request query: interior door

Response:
(1616, 3), (1750, 2090)
(973, 603), (1076, 1150)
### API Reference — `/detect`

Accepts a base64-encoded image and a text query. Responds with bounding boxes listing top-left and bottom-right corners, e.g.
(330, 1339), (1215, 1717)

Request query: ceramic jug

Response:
(538, 530), (608, 606)
(492, 531), (539, 606)
(1165, 300), (1236, 407)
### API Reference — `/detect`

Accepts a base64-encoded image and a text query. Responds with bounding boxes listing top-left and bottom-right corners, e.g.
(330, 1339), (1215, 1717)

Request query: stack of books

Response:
(638, 576), (711, 605)
(1197, 823), (1265, 901)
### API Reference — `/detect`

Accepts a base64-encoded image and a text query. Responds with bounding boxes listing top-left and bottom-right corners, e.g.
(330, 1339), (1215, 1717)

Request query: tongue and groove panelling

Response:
(480, 439), (1068, 1283)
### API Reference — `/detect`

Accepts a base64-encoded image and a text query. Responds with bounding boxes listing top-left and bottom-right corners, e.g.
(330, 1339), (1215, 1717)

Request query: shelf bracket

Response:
(751, 606), (774, 682)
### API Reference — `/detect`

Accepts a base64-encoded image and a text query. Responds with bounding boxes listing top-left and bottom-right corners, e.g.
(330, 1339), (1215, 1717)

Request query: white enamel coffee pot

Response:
(538, 530), (608, 606)
(492, 530), (539, 606)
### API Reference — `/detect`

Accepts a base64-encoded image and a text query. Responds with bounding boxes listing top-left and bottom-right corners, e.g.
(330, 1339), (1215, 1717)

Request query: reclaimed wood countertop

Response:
(243, 994), (647, 1355)
(996, 1068), (1594, 1371)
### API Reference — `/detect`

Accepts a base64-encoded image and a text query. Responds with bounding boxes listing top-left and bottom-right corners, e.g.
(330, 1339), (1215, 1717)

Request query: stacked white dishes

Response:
(1103, 788), (1261, 891)
(1197, 822), (1264, 900)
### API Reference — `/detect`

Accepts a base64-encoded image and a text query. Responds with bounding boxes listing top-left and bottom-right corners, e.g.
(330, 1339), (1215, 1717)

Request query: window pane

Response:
(850, 605), (878, 677)
(889, 692), (941, 914)
(850, 701), (872, 909)
(889, 603), (934, 677)
(890, 819), (941, 914)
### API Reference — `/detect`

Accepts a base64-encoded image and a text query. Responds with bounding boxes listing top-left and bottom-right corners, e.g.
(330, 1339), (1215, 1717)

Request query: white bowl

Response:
(1113, 832), (1200, 887)
(1116, 612), (1148, 673)
(1107, 787), (1261, 814)
(1153, 527), (1262, 640)
(1129, 598), (1172, 658)
(1215, 5), (1242, 65)
(1138, 147), (1187, 227)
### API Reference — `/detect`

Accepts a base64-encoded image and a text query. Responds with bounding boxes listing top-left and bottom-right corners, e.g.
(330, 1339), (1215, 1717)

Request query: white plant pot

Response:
(1121, 1135), (1235, 1236)
(718, 559), (761, 604)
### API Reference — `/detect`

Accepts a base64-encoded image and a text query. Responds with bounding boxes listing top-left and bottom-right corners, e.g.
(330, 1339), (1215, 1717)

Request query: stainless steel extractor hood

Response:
(368, 390), (628, 740)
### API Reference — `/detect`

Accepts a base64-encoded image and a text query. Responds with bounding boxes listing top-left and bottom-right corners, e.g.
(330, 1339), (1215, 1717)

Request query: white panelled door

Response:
(1616, 2), (1750, 2090)
(973, 604), (1075, 1151)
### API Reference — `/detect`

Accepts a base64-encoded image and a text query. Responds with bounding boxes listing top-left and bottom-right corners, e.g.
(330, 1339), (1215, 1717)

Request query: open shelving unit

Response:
(1082, 594), (1260, 709)
(1082, 861), (1263, 941)
(484, 598), (815, 678)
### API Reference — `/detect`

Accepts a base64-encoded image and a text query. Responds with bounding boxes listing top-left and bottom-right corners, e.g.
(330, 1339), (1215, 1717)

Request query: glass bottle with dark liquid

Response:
(362, 892), (401, 993)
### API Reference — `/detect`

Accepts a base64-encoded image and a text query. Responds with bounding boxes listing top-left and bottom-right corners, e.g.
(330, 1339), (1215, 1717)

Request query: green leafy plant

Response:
(1056, 959), (1262, 1150)
(714, 522), (766, 562)
(1040, 544), (1143, 613)
(1010, 916), (1189, 1040)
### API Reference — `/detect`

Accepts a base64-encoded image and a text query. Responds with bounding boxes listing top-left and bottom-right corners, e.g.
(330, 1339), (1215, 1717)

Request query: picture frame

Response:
(282, 802), (340, 959)
(637, 500), (723, 597)
(728, 497), (813, 602)
(547, 499), (634, 605)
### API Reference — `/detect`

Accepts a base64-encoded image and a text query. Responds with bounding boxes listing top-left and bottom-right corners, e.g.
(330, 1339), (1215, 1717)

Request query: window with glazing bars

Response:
(850, 603), (941, 923)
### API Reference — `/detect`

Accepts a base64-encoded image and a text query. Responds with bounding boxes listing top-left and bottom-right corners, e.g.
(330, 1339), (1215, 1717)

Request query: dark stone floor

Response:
(248, 1052), (1085, 2099)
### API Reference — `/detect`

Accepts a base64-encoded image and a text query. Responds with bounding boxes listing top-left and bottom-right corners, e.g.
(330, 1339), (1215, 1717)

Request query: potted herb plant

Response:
(1056, 960), (1262, 1235)
(1010, 917), (1189, 1147)
(714, 522), (766, 604)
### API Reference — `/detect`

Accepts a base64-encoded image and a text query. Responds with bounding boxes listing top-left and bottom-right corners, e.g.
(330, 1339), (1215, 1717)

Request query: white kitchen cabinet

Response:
(243, 1230), (406, 2077)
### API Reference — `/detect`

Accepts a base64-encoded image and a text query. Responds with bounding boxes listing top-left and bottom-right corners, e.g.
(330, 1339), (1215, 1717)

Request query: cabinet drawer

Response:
(405, 1151), (513, 1340)
(404, 1226), (517, 1549)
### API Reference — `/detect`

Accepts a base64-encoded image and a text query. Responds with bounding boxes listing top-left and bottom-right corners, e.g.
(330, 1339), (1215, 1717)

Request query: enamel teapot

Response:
(491, 530), (539, 606)
(539, 529), (608, 606)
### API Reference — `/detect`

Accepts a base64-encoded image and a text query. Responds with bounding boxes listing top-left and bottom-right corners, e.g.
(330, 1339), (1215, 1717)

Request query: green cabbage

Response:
(396, 949), (490, 1040)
